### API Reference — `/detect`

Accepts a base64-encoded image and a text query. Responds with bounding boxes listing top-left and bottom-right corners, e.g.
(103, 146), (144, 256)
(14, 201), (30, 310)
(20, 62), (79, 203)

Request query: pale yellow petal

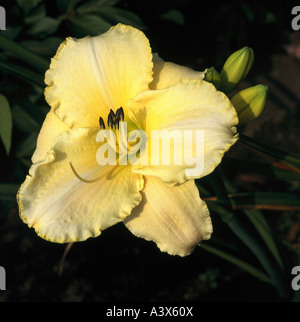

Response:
(124, 177), (212, 256)
(32, 108), (70, 164)
(126, 79), (238, 184)
(45, 23), (153, 128)
(150, 53), (205, 90)
(18, 128), (143, 243)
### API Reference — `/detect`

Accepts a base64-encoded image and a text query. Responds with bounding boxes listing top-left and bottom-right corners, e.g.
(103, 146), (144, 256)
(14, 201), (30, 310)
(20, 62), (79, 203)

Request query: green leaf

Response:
(239, 133), (300, 174)
(240, 4), (255, 22)
(12, 105), (40, 133)
(17, 0), (43, 15)
(0, 183), (20, 201)
(0, 94), (12, 155)
(20, 37), (64, 57)
(16, 132), (38, 158)
(228, 192), (300, 210)
(69, 14), (111, 37)
(97, 0), (121, 5)
(200, 242), (273, 284)
(293, 290), (300, 302)
(29, 16), (62, 36)
(3, 26), (23, 40)
(223, 157), (300, 182)
(76, 1), (144, 28)
(0, 35), (49, 72)
(244, 209), (284, 270)
(265, 11), (277, 24)
(24, 2), (46, 24)
(76, 0), (103, 14)
(208, 166), (233, 221)
(76, 0), (120, 14)
(19, 157), (33, 168)
(161, 9), (185, 25)
(13, 99), (47, 125)
(210, 169), (287, 289)
(207, 168), (289, 298)
(94, 7), (145, 29)
(213, 210), (289, 298)
(0, 59), (44, 87)
(224, 212), (288, 298)
(57, 0), (83, 13)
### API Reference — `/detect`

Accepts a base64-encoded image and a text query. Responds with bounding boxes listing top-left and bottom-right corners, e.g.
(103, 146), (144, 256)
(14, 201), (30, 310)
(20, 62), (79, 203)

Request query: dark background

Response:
(0, 0), (300, 302)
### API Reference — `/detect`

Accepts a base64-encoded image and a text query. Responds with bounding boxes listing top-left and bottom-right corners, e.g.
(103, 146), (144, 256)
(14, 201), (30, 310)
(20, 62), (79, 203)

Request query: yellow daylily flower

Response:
(17, 24), (238, 257)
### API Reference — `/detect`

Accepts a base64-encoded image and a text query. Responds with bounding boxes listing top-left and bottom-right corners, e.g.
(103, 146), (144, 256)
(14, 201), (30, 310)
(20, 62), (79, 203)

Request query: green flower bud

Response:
(204, 67), (221, 89)
(219, 47), (254, 94)
(231, 84), (268, 125)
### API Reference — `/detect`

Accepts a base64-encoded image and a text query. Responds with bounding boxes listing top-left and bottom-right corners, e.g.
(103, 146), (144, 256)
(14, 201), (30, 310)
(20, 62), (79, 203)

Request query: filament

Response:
(70, 162), (103, 183)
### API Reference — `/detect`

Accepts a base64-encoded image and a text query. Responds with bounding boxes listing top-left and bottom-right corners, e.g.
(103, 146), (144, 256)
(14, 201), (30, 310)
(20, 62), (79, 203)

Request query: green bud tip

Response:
(231, 84), (268, 125)
(204, 67), (221, 90)
(219, 46), (254, 94)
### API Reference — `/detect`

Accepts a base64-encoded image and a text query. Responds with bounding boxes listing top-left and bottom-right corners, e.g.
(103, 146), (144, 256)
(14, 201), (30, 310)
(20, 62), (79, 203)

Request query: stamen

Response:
(99, 116), (105, 129)
(114, 117), (120, 130)
(99, 107), (125, 130)
(107, 113), (113, 129)
(119, 107), (124, 121)
(109, 109), (116, 122)
(70, 162), (103, 183)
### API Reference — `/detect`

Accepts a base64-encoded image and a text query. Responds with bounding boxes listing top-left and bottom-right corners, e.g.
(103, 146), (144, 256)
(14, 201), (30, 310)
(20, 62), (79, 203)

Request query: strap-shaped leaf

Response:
(0, 35), (49, 72)
(0, 94), (12, 155)
(0, 59), (44, 87)
(0, 183), (20, 200)
(239, 133), (300, 174)
(223, 157), (300, 181)
(244, 209), (284, 270)
(206, 192), (300, 211)
(200, 242), (273, 284)
(207, 168), (289, 298)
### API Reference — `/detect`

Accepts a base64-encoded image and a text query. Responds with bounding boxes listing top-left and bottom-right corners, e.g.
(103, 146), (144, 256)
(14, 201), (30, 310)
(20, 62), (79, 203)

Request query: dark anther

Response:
(115, 117), (120, 130)
(100, 107), (124, 130)
(99, 117), (105, 129)
(119, 107), (124, 121)
(109, 109), (116, 122)
(107, 113), (113, 128)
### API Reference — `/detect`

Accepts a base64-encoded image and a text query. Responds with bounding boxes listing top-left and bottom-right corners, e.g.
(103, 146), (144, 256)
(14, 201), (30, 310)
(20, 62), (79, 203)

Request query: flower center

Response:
(70, 107), (142, 183)
(99, 107), (139, 156)
(99, 107), (124, 130)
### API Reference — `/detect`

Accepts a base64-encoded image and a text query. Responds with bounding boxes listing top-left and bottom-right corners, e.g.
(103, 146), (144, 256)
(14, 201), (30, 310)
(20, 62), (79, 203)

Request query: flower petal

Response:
(127, 79), (238, 184)
(150, 53), (205, 90)
(32, 108), (70, 164)
(18, 127), (143, 243)
(124, 176), (212, 256)
(45, 23), (153, 128)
